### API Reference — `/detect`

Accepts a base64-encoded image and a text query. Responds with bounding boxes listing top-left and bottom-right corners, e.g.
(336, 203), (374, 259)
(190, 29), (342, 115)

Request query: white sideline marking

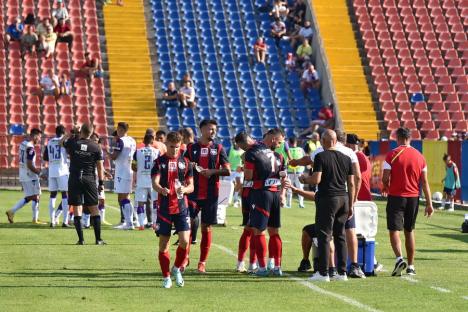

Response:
(430, 286), (451, 293)
(401, 276), (419, 283)
(212, 243), (383, 312)
(106, 204), (120, 212)
(462, 296), (468, 300)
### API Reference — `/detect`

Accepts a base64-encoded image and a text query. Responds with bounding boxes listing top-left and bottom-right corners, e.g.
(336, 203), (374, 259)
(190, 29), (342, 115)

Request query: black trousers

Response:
(315, 194), (349, 275)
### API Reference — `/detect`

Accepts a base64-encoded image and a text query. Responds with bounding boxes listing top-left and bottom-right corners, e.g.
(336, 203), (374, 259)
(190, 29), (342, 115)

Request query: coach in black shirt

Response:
(304, 130), (355, 282)
(62, 123), (105, 245)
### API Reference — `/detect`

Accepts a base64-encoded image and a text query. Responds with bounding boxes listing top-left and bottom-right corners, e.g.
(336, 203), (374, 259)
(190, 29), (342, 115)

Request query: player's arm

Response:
(181, 177), (194, 195)
(214, 146), (231, 176)
(26, 148), (41, 175)
(352, 161), (361, 203)
(306, 154), (321, 185)
(347, 173), (355, 220)
(107, 138), (122, 161)
(96, 160), (105, 191)
(131, 151), (137, 171)
(289, 155), (312, 167)
(382, 168), (390, 193)
(151, 161), (169, 196)
(42, 147), (49, 163)
(285, 178), (315, 200)
(421, 168), (433, 217)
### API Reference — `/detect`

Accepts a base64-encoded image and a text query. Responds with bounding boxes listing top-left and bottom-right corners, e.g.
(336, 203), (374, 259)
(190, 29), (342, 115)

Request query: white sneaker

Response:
(162, 277), (172, 289)
(447, 207), (455, 212)
(247, 263), (258, 274)
(113, 223), (125, 229)
(233, 201), (240, 208)
(236, 261), (247, 273)
(267, 258), (275, 271)
(114, 224), (134, 230)
(309, 272), (330, 282)
(172, 267), (184, 287)
(331, 273), (348, 281)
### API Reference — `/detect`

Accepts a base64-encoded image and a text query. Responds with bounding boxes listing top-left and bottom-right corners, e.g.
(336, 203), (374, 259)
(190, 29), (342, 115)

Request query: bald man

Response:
(303, 130), (355, 282)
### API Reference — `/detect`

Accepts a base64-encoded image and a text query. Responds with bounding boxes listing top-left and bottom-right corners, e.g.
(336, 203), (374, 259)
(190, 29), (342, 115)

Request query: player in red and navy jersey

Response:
(151, 132), (194, 288)
(234, 132), (260, 274)
(184, 119), (231, 273)
(237, 129), (286, 277)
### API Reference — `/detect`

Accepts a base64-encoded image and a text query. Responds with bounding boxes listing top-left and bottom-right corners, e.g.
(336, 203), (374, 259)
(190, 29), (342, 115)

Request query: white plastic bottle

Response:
(174, 179), (183, 199)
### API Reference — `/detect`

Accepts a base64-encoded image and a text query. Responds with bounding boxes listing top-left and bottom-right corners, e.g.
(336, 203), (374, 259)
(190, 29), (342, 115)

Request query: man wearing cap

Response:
(382, 128), (433, 276)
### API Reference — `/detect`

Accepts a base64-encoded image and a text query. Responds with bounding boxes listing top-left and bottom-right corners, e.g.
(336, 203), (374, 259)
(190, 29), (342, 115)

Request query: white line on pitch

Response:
(462, 296), (468, 300)
(430, 286), (451, 293)
(212, 243), (383, 312)
(401, 276), (419, 283)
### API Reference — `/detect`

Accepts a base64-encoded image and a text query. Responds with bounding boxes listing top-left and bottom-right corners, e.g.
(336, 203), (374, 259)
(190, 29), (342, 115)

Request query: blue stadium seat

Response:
(250, 127), (263, 140)
(217, 127), (231, 138)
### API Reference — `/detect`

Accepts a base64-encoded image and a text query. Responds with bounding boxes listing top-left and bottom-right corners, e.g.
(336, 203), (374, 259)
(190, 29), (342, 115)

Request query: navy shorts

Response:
(443, 187), (456, 196)
(345, 215), (356, 230)
(188, 199), (199, 219)
(248, 189), (280, 231)
(155, 208), (190, 237)
(197, 198), (219, 225)
(241, 196), (251, 226)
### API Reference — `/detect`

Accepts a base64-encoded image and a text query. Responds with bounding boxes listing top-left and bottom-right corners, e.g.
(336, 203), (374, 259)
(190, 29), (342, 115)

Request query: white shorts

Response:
(228, 172), (244, 182)
(48, 175), (69, 192)
(135, 187), (157, 203)
(22, 180), (41, 197)
(114, 177), (132, 194)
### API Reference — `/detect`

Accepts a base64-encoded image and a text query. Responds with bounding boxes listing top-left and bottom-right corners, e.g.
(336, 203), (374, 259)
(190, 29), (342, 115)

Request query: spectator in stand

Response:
(79, 52), (101, 81)
(162, 82), (179, 108)
(271, 18), (287, 44)
(59, 71), (71, 96)
(178, 80), (196, 109)
(270, 0), (289, 21)
(300, 103), (335, 137)
(44, 25), (57, 58)
(35, 68), (60, 102)
(36, 18), (51, 38)
(54, 18), (73, 52)
(181, 72), (193, 86)
(4, 17), (24, 49)
(253, 37), (267, 64)
(288, 0), (307, 25)
(52, 0), (69, 26)
(24, 13), (36, 27)
(20, 26), (38, 56)
(300, 63), (320, 94)
(285, 52), (296, 72)
(296, 38), (313, 68)
(289, 20), (313, 49)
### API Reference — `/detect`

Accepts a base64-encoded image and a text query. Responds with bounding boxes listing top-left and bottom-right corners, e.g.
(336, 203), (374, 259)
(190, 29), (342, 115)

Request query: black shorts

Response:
(197, 198), (219, 225)
(345, 215), (356, 230)
(68, 175), (98, 206)
(386, 195), (419, 232)
(241, 196), (250, 226)
(443, 187), (456, 196)
(155, 208), (190, 237)
(303, 224), (316, 239)
(188, 199), (199, 219)
(248, 189), (280, 231)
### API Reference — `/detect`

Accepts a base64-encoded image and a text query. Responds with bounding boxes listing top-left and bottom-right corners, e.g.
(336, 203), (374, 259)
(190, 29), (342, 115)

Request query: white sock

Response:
(11, 198), (27, 214)
(298, 195), (304, 207)
(138, 213), (145, 228)
(233, 192), (239, 203)
(450, 201), (455, 209)
(49, 198), (57, 224)
(237, 260), (244, 266)
(286, 189), (292, 207)
(124, 202), (134, 226)
(82, 214), (90, 227)
(55, 207), (63, 219)
(32, 200), (39, 221)
(374, 256), (378, 265)
(396, 256), (403, 263)
(152, 207), (157, 225)
(408, 264), (415, 270)
(100, 208), (106, 221)
(62, 198), (69, 224)
(441, 199), (446, 208)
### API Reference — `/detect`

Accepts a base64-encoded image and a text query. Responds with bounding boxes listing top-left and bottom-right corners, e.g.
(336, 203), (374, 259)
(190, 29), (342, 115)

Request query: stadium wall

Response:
(368, 140), (467, 201)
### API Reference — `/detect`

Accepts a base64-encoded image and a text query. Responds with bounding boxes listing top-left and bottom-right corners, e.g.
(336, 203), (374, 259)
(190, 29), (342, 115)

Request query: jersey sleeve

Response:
(283, 141), (289, 152)
(184, 143), (193, 160)
(244, 150), (256, 170)
(113, 138), (123, 152)
(26, 147), (35, 160)
(347, 157), (353, 176)
(151, 159), (160, 177)
(132, 150), (137, 162)
(312, 153), (323, 173)
(185, 158), (193, 182)
(349, 150), (358, 164)
(218, 145), (230, 168)
(383, 151), (393, 170)
(95, 146), (103, 161)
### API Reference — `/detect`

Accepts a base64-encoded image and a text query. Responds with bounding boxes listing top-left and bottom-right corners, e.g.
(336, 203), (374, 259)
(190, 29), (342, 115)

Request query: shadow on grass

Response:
(418, 248), (468, 253)
(423, 223), (462, 232)
(0, 223), (54, 230)
(429, 233), (468, 244)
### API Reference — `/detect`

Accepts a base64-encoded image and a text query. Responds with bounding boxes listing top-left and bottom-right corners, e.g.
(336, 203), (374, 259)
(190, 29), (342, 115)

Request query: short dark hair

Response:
(288, 136), (297, 145)
(266, 128), (284, 137)
(117, 122), (129, 132)
(30, 128), (42, 136)
(55, 125), (66, 137)
(143, 134), (154, 145)
(90, 132), (100, 140)
(199, 119), (217, 129)
(180, 127), (194, 139)
(166, 131), (182, 143)
(81, 123), (93, 137)
(156, 130), (166, 137)
(335, 129), (346, 143)
(396, 127), (411, 140)
(443, 153), (450, 162)
(234, 131), (250, 145)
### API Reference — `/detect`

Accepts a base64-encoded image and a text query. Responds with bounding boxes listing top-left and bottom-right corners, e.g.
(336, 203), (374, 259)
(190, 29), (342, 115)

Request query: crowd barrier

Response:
(368, 140), (468, 201)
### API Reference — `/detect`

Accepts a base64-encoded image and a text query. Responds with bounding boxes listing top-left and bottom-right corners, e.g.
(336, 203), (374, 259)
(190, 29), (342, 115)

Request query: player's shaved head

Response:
(80, 123), (93, 139)
(321, 129), (337, 149)
(234, 131), (255, 151)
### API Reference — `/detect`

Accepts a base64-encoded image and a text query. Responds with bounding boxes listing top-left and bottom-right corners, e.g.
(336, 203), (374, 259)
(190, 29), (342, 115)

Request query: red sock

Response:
(255, 234), (267, 268)
(174, 246), (188, 268)
(158, 251), (170, 278)
(186, 235), (192, 259)
(237, 228), (252, 262)
(199, 230), (212, 263)
(269, 234), (282, 267)
(249, 230), (257, 264)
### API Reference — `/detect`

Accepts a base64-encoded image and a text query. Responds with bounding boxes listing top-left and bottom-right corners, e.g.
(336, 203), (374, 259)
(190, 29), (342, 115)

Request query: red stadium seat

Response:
(454, 121), (468, 132)
(420, 121), (435, 131)
(423, 130), (439, 140)
(438, 121), (453, 131)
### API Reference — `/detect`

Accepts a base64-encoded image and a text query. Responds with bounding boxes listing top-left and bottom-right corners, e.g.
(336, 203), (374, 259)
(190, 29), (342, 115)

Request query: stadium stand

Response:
(103, 0), (158, 138)
(151, 0), (324, 149)
(1, 0), (108, 168)
(310, 0), (380, 140)
(351, 0), (467, 140)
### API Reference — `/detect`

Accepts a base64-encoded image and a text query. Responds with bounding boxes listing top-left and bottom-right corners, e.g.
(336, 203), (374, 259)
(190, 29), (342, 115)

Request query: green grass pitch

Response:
(0, 190), (467, 311)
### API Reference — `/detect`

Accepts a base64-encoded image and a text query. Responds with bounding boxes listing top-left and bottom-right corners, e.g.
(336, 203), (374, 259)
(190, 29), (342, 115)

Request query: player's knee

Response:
(50, 191), (58, 198)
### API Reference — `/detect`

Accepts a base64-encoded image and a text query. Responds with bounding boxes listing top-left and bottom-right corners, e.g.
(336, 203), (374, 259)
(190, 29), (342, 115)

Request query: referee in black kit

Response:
(61, 123), (106, 245)
(303, 129), (355, 282)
